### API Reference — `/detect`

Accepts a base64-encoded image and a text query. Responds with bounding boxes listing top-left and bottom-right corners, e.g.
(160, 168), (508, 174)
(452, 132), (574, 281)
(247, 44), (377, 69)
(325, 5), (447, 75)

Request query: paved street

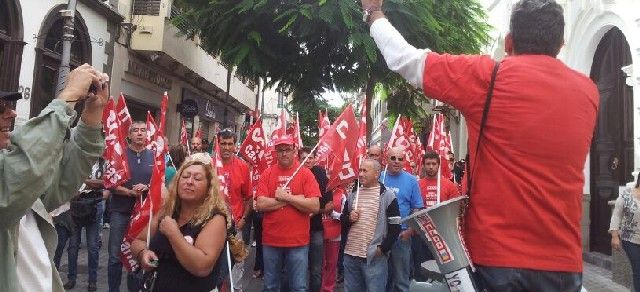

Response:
(57, 228), (628, 292)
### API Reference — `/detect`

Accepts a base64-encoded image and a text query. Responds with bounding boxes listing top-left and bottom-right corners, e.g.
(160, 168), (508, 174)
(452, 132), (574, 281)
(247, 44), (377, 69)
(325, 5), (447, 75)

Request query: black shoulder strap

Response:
(466, 62), (500, 195)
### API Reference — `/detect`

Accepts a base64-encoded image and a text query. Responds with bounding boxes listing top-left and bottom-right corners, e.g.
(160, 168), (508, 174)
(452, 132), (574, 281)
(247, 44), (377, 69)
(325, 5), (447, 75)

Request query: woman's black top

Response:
(149, 214), (225, 292)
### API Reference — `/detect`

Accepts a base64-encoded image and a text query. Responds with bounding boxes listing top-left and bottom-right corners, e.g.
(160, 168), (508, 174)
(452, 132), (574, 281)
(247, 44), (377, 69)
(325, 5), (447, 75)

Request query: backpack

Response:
(70, 191), (102, 226)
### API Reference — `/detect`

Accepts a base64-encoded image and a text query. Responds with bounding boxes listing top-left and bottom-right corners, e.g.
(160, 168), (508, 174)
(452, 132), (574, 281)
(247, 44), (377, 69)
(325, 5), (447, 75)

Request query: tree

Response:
(173, 0), (490, 137)
(287, 90), (343, 146)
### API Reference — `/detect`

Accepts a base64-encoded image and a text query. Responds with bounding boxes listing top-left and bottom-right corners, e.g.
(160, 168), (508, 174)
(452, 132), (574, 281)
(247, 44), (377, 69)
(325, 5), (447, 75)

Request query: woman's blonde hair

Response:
(159, 158), (248, 261)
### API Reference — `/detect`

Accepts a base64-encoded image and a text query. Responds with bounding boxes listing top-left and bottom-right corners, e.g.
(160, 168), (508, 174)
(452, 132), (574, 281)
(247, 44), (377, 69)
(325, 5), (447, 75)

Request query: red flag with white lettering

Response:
(315, 104), (359, 190)
(270, 109), (287, 143)
(318, 110), (331, 138)
(120, 93), (168, 272)
(116, 93), (132, 138)
(213, 138), (229, 201)
(180, 119), (189, 146)
(145, 112), (157, 150)
(239, 119), (271, 173)
(427, 114), (452, 177)
(102, 97), (130, 189)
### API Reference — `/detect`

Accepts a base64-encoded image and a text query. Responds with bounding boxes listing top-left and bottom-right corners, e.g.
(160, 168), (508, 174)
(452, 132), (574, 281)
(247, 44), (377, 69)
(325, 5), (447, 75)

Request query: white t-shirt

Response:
(16, 210), (52, 292)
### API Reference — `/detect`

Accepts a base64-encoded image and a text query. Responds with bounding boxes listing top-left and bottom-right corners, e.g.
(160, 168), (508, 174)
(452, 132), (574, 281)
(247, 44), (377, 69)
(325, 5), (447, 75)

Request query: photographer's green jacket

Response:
(0, 100), (105, 292)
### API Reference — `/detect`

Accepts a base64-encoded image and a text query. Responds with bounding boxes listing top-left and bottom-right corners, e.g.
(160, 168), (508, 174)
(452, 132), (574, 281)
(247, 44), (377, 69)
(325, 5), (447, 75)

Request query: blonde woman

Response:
(131, 155), (245, 292)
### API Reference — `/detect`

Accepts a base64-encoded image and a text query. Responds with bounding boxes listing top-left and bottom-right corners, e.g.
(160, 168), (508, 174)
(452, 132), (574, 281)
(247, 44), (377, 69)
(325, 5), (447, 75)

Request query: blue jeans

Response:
(623, 240), (640, 292)
(68, 219), (100, 282)
(54, 223), (72, 269)
(343, 254), (388, 292)
(309, 230), (324, 292)
(411, 235), (432, 281)
(107, 211), (130, 292)
(389, 237), (412, 292)
(475, 265), (582, 292)
(262, 245), (309, 292)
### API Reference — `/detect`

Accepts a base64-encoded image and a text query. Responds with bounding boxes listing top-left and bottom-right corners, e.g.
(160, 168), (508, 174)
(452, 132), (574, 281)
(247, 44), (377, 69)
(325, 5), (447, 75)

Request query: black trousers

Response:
(474, 265), (582, 292)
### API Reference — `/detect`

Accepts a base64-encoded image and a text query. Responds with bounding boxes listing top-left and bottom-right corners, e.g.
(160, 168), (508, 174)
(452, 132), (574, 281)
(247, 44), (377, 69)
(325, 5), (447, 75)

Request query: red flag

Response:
(116, 93), (132, 139)
(385, 117), (422, 173)
(270, 108), (287, 143)
(239, 119), (271, 174)
(315, 104), (359, 190)
(120, 93), (168, 272)
(194, 127), (202, 139)
(180, 119), (189, 146)
(213, 139), (229, 202)
(145, 112), (157, 150)
(293, 112), (303, 147)
(102, 97), (130, 189)
(427, 114), (452, 178)
(318, 110), (331, 138)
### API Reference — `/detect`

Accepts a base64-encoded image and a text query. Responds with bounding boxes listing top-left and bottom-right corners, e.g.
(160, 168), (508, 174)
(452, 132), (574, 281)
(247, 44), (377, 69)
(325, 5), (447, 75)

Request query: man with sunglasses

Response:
(1, 64), (108, 292)
(381, 146), (422, 292)
(255, 135), (321, 292)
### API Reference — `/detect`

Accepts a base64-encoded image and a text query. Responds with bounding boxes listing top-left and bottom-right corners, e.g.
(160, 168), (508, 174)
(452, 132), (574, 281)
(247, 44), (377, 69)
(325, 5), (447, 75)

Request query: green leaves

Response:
(172, 0), (490, 134)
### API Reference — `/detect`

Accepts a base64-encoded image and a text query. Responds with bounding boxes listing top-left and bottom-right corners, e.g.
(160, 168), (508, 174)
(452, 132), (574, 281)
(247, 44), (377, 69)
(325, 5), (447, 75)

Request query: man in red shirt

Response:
(418, 151), (460, 208)
(361, 0), (598, 290)
(217, 129), (252, 292)
(256, 135), (321, 292)
(413, 151), (461, 280)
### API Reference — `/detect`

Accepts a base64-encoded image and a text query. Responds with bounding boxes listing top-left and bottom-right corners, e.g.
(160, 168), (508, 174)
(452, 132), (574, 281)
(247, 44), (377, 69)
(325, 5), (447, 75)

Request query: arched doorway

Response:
(0, 0), (25, 92)
(589, 27), (634, 255)
(30, 5), (91, 117)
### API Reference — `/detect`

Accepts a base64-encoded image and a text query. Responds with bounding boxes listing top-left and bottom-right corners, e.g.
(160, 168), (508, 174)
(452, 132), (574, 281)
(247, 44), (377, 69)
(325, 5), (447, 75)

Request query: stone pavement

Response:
(57, 228), (629, 292)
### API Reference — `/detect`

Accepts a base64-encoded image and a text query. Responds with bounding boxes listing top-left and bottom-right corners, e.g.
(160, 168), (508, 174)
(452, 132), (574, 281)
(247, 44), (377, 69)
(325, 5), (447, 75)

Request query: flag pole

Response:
(226, 241), (234, 291)
(436, 163), (442, 204)
(353, 155), (363, 210)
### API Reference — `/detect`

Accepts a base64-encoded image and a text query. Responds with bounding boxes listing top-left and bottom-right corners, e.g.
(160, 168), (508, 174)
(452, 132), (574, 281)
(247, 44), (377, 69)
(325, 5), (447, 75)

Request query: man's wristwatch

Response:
(363, 7), (382, 23)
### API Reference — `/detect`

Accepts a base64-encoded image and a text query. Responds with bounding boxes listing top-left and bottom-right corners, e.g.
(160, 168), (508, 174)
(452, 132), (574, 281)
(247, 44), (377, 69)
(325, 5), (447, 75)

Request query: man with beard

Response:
(217, 129), (252, 292)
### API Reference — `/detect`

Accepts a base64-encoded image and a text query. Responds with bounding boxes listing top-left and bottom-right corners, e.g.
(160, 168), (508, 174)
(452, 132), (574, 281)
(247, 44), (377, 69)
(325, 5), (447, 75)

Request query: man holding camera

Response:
(0, 64), (108, 292)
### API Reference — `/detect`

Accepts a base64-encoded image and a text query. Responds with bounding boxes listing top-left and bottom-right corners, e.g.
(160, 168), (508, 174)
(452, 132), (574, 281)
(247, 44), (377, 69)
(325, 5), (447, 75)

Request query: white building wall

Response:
(15, 0), (113, 125)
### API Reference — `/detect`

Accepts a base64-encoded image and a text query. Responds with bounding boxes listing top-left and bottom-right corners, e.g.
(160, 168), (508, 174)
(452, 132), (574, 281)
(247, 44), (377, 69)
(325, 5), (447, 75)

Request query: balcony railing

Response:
(133, 0), (161, 16)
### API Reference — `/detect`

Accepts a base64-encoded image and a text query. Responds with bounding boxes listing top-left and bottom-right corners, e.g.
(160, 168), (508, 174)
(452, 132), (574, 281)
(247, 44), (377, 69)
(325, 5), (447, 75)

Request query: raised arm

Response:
(0, 65), (107, 227)
(362, 0), (429, 89)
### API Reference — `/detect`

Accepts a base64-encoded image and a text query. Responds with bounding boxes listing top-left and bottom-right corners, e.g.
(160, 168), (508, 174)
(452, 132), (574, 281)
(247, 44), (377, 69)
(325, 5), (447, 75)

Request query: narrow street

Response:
(57, 228), (625, 292)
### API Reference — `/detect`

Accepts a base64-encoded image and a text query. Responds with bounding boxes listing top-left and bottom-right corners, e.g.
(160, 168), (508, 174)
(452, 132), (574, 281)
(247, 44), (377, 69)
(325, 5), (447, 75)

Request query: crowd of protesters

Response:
(0, 0), (608, 291)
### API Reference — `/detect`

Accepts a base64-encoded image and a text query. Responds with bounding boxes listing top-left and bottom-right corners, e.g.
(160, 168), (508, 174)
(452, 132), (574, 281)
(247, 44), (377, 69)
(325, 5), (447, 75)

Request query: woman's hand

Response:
(139, 249), (159, 271)
(612, 234), (622, 251)
(159, 216), (181, 239)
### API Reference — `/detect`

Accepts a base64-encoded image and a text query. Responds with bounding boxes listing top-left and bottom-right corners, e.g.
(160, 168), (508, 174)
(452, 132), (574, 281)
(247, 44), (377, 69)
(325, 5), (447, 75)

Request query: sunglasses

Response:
(389, 156), (404, 162)
(0, 100), (17, 114)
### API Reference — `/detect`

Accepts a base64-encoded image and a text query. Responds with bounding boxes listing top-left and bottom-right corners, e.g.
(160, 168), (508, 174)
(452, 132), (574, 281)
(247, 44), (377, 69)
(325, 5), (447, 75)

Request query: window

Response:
(30, 6), (91, 119)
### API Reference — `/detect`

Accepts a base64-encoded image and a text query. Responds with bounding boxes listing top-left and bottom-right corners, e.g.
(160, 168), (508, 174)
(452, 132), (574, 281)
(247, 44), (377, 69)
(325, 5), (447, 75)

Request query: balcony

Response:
(128, 0), (256, 112)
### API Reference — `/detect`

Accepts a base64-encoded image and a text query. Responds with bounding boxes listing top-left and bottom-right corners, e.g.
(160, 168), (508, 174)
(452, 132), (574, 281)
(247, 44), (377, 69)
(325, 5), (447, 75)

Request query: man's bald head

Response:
(368, 145), (382, 162)
(387, 146), (405, 175)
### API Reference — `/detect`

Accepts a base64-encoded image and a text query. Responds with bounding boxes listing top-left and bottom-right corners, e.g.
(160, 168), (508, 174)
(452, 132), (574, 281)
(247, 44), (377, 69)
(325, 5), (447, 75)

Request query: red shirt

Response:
(322, 186), (346, 240)
(418, 176), (460, 208)
(257, 163), (321, 247)
(221, 157), (252, 223)
(423, 53), (598, 272)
